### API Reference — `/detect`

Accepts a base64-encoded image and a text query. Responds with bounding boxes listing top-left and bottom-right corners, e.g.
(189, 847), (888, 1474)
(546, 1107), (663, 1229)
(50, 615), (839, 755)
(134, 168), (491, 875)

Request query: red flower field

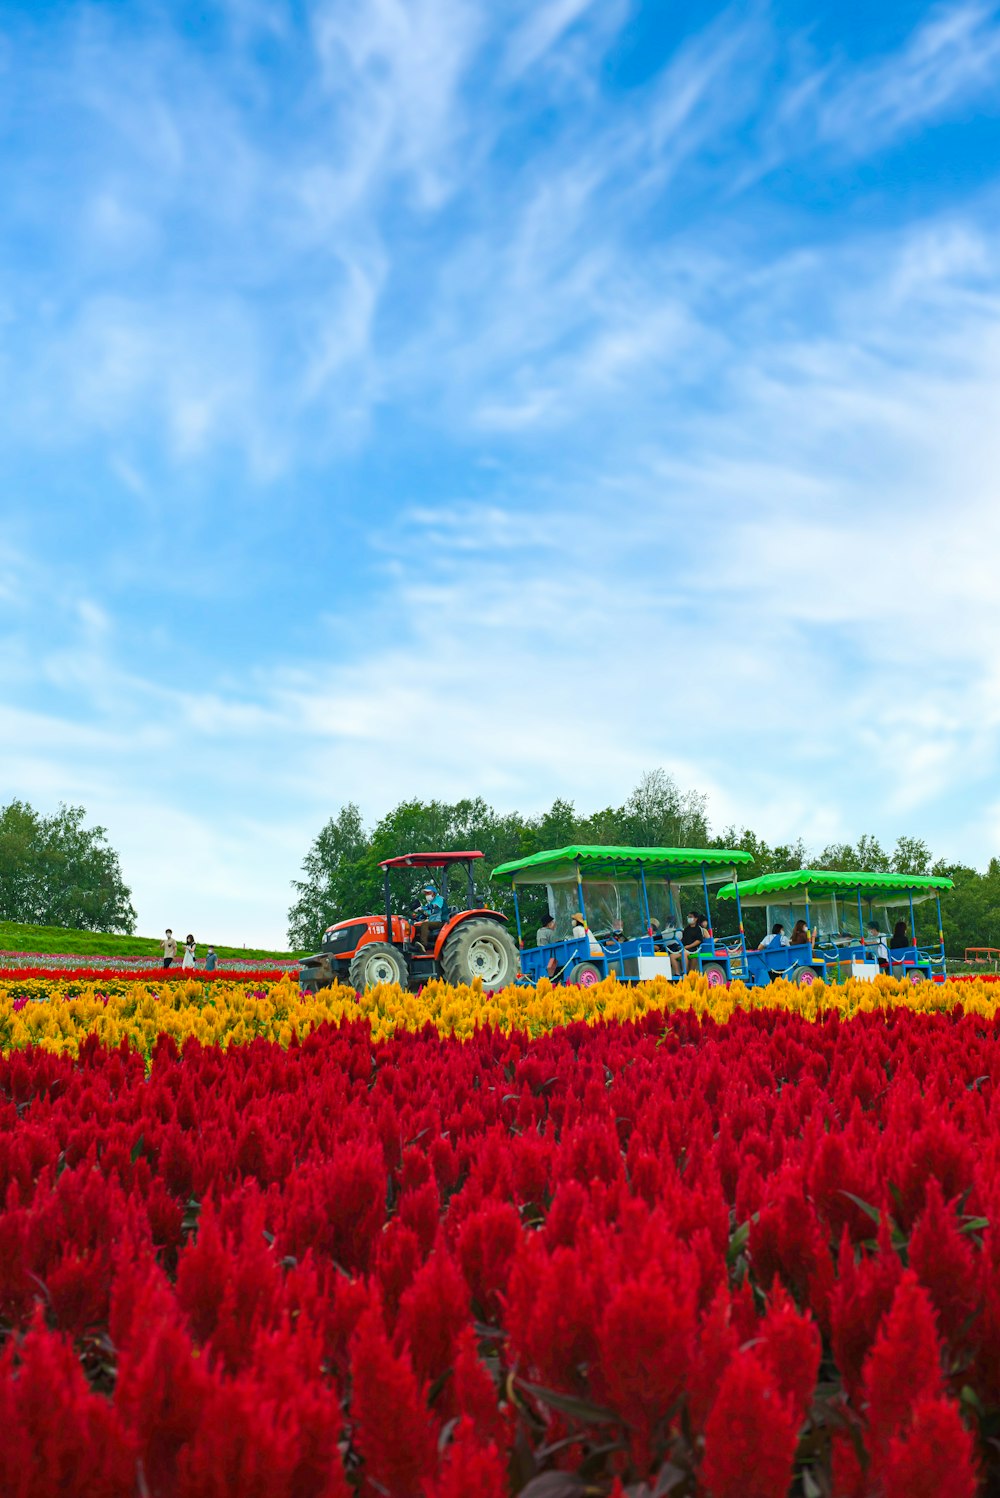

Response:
(2, 1008), (997, 1496)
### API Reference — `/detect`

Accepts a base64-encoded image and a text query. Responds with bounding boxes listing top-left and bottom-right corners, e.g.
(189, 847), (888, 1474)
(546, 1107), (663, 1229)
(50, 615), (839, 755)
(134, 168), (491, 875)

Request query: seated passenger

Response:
(758, 923), (789, 952)
(890, 920), (910, 952)
(571, 913), (604, 959)
(649, 918), (667, 950)
(867, 922), (890, 970)
(790, 919), (811, 946)
(671, 911), (707, 976)
(608, 918), (625, 944)
(412, 881), (445, 950)
(536, 914), (557, 947)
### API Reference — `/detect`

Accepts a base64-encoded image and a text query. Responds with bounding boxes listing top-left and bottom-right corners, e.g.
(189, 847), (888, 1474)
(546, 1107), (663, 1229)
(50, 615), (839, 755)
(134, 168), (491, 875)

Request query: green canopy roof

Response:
(492, 844), (754, 886)
(717, 868), (953, 906)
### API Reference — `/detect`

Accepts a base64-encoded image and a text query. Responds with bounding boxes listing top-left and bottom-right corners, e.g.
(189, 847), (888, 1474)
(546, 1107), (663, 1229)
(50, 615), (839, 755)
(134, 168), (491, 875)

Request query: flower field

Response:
(3, 978), (1000, 1496)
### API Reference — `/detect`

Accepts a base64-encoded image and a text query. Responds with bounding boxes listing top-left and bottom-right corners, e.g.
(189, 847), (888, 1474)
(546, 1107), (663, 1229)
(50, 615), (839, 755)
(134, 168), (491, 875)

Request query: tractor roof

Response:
(379, 851), (485, 870)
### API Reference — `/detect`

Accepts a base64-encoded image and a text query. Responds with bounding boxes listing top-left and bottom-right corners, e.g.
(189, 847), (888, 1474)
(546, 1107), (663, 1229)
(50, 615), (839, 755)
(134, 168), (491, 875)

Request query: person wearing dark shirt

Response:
(790, 920), (811, 946)
(536, 914), (557, 947)
(413, 882), (445, 950)
(671, 912), (707, 976)
(890, 921), (910, 951)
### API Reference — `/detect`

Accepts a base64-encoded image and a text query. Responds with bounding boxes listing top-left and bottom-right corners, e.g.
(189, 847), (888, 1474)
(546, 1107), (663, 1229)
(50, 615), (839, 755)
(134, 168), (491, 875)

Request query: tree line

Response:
(288, 770), (1000, 958)
(0, 800), (136, 933)
(3, 783), (996, 959)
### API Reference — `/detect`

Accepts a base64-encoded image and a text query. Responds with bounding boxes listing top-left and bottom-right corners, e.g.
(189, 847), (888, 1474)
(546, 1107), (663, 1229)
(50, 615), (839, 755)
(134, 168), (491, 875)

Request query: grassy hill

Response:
(0, 920), (299, 963)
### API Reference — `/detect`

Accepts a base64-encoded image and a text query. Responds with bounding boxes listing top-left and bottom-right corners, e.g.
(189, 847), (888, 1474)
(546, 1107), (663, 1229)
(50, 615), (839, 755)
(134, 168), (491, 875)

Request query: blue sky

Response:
(2, 0), (1000, 945)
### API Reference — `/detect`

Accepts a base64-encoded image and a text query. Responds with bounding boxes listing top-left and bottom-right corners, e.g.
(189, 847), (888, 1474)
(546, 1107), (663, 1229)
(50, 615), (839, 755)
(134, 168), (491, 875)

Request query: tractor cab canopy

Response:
(378, 851), (485, 870)
(492, 844), (753, 941)
(377, 851), (486, 918)
(717, 868), (953, 944)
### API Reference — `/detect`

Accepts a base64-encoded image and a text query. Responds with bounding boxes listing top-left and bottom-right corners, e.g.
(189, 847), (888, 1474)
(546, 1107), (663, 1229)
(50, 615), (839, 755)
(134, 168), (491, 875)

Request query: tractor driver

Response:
(412, 881), (445, 951)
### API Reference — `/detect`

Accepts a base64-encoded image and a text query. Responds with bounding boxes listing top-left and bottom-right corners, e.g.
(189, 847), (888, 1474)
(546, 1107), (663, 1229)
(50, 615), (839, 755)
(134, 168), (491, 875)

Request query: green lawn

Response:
(0, 919), (300, 963)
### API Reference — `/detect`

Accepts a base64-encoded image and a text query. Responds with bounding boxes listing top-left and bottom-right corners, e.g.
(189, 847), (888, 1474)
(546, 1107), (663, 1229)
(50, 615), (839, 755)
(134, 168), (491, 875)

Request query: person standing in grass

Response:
(162, 929), (177, 968)
(181, 934), (197, 969)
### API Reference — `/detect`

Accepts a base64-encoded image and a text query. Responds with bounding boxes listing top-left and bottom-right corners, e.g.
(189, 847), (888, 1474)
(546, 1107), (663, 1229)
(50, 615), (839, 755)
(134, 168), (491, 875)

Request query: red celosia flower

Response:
(422, 1418), (506, 1498)
(395, 1242), (470, 1392)
(879, 1394), (977, 1498)
(757, 1283), (821, 1429)
(0, 1311), (134, 1497)
(700, 1349), (799, 1498)
(595, 1262), (697, 1469)
(686, 1287), (739, 1435)
(456, 1199), (521, 1320)
(505, 1233), (603, 1392)
(830, 1431), (866, 1498)
(350, 1305), (438, 1497)
(863, 1272), (943, 1446)
(907, 1178), (977, 1344)
(452, 1327), (506, 1449)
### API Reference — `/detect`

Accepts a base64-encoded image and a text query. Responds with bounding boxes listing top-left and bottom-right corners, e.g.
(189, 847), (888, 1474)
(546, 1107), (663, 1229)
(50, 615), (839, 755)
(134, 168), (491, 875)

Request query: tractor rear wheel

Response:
(440, 919), (519, 989)
(349, 943), (409, 991)
(701, 962), (727, 988)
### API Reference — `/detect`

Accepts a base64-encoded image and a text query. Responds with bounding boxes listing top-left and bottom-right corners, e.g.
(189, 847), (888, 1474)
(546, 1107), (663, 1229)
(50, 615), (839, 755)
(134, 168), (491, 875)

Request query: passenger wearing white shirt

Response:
(867, 924), (890, 970)
(571, 913), (605, 959)
(758, 923), (789, 951)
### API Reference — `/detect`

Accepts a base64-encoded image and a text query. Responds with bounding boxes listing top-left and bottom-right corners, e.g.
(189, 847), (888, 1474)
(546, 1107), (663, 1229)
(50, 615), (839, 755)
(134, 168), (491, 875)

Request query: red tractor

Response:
(299, 851), (520, 993)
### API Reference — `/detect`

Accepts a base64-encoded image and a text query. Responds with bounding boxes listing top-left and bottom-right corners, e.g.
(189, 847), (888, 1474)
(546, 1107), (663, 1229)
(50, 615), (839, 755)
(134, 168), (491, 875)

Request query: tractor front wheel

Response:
(440, 919), (520, 989)
(349, 943), (409, 991)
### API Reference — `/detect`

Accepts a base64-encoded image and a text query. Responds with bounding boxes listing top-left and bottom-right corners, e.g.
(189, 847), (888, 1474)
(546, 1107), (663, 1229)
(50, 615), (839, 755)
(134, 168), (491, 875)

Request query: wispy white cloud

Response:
(817, 1), (1000, 148)
(311, 0), (483, 209)
(502, 0), (602, 78)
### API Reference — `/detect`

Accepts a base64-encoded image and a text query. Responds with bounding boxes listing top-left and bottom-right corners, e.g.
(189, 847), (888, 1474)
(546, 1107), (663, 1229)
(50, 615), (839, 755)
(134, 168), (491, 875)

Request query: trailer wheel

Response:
(906, 969), (926, 985)
(440, 919), (519, 988)
(702, 962), (727, 987)
(568, 961), (603, 987)
(349, 943), (409, 991)
(794, 966), (818, 986)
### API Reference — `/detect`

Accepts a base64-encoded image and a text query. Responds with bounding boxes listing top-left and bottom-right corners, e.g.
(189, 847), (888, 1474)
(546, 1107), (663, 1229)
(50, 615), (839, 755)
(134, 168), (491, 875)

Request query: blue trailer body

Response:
(492, 844), (753, 987)
(717, 869), (953, 986)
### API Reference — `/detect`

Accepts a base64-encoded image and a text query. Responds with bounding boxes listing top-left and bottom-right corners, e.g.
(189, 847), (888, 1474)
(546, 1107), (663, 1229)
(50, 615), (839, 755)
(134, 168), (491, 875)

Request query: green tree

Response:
(287, 803), (373, 949)
(0, 800), (136, 932)
(892, 836), (931, 875)
(814, 835), (890, 872)
(616, 769), (709, 847)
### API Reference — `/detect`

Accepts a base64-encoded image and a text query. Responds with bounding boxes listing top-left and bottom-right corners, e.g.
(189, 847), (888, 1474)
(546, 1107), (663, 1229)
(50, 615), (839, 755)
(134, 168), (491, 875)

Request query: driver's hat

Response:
(422, 880), (437, 891)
